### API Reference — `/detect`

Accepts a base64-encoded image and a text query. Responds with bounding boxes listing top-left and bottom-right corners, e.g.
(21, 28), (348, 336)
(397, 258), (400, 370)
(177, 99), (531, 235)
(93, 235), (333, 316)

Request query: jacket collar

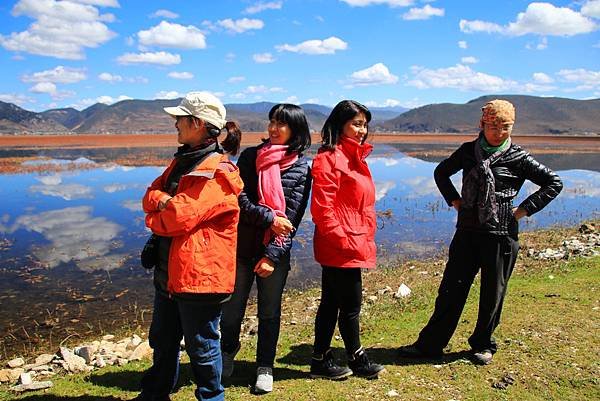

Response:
(339, 136), (373, 162)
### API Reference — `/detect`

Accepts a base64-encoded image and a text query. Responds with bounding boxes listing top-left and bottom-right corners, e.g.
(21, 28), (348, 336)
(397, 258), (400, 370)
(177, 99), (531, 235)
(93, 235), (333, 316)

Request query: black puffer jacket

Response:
(434, 135), (563, 237)
(236, 143), (312, 266)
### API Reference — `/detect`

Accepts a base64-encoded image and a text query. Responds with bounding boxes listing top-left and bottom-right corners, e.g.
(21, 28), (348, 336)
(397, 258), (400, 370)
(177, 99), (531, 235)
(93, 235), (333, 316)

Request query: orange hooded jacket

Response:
(142, 152), (243, 295)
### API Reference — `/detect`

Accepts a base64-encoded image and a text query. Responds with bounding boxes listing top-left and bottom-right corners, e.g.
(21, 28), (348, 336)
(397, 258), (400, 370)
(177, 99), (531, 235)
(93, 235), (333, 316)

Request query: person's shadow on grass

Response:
(13, 396), (124, 401)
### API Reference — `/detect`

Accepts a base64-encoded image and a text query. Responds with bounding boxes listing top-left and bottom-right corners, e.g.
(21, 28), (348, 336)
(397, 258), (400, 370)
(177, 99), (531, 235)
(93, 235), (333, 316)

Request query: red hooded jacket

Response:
(311, 137), (377, 268)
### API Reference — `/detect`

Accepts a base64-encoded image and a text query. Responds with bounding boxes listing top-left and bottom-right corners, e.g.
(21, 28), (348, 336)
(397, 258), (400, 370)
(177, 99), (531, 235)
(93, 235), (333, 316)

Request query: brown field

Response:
(1, 132), (599, 150)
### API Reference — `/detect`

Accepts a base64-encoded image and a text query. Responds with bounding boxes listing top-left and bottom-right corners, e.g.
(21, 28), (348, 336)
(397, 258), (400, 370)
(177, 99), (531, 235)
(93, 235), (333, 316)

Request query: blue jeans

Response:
(220, 257), (289, 367)
(140, 291), (224, 401)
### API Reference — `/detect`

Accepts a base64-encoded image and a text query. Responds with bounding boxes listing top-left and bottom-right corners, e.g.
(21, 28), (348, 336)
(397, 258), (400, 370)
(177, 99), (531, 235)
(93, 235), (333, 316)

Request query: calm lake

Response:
(0, 144), (598, 355)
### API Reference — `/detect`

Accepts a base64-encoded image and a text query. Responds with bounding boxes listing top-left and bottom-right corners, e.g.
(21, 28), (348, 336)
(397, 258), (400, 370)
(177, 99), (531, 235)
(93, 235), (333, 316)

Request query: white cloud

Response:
(408, 64), (518, 92)
(168, 71), (194, 79)
(282, 95), (299, 104)
(217, 18), (264, 33)
(154, 90), (183, 99)
(245, 85), (284, 94)
(253, 52), (275, 63)
(0, 0), (117, 60)
(98, 72), (122, 82)
(22, 66), (86, 84)
(347, 63), (399, 87)
(340, 0), (414, 7)
(117, 51), (181, 65)
(0, 93), (34, 106)
(528, 37), (549, 50)
(458, 40), (468, 49)
(244, 1), (282, 14)
(557, 68), (600, 91)
(459, 19), (504, 34)
(461, 56), (478, 64)
(225, 52), (236, 62)
(533, 72), (554, 84)
(305, 97), (320, 104)
(523, 82), (556, 92)
(460, 2), (597, 37)
(138, 21), (206, 49)
(581, 0), (600, 18)
(97, 95), (132, 104)
(30, 82), (57, 94)
(71, 0), (120, 6)
(228, 76), (246, 83)
(374, 181), (396, 201)
(150, 9), (179, 19)
(402, 4), (444, 20)
(276, 36), (348, 55)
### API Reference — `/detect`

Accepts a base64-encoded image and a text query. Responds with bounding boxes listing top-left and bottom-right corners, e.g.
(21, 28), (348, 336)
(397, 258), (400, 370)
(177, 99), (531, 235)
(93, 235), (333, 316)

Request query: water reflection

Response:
(0, 145), (598, 355)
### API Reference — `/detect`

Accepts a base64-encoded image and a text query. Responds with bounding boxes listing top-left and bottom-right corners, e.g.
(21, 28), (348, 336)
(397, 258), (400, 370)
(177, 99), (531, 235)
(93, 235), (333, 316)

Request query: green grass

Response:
(1, 235), (598, 401)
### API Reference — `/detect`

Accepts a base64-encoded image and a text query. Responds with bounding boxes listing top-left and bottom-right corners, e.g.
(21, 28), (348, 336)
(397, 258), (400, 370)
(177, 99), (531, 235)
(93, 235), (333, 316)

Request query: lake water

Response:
(0, 144), (598, 355)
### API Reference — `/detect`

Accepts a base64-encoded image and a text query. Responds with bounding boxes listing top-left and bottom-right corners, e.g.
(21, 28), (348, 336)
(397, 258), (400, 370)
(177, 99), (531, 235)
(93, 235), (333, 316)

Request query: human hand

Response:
(158, 195), (172, 211)
(254, 257), (275, 278)
(451, 198), (462, 211)
(513, 207), (528, 221)
(271, 216), (293, 236)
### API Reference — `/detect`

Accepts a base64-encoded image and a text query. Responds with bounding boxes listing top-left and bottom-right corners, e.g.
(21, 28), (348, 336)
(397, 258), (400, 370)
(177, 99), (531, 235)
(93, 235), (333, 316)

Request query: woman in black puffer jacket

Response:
(399, 99), (562, 366)
(220, 104), (312, 393)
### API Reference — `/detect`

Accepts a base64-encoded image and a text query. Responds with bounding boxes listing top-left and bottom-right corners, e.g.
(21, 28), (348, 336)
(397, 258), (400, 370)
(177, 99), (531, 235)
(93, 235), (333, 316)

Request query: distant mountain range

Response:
(1, 95), (599, 135)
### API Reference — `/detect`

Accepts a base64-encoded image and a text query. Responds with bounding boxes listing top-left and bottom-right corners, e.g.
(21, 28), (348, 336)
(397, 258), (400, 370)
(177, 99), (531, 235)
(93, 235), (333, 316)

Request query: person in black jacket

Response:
(398, 99), (563, 365)
(220, 104), (312, 393)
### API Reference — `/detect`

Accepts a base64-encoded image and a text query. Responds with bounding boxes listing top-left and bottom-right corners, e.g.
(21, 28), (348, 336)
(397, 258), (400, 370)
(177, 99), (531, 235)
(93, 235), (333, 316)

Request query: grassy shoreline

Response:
(1, 222), (598, 400)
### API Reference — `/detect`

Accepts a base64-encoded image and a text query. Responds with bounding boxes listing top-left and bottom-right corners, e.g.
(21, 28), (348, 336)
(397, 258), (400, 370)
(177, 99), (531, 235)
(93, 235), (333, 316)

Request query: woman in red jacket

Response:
(309, 100), (385, 380)
(137, 92), (242, 401)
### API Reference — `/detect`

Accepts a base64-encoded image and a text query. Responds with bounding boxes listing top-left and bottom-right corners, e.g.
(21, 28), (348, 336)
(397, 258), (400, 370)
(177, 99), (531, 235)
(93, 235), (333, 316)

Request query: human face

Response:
(175, 116), (206, 147)
(268, 119), (292, 145)
(483, 121), (513, 146)
(341, 112), (368, 143)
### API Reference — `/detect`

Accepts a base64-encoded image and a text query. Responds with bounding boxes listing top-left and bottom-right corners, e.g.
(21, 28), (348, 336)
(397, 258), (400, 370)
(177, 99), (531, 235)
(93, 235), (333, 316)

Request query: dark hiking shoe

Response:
(310, 349), (352, 380)
(348, 348), (385, 379)
(472, 349), (493, 365)
(397, 344), (442, 359)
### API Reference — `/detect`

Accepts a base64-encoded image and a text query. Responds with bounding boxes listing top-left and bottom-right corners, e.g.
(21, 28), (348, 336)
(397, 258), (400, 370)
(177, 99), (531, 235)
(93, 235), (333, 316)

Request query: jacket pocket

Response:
(344, 224), (369, 260)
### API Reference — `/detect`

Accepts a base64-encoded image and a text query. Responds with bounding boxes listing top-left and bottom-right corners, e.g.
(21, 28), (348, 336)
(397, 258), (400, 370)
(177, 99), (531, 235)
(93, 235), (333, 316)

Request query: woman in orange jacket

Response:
(137, 92), (242, 401)
(309, 100), (385, 380)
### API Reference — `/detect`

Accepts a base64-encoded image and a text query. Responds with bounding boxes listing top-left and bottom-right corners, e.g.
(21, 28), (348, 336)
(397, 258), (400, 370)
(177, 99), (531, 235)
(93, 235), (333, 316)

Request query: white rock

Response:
(59, 347), (87, 373)
(34, 354), (55, 366)
(19, 372), (32, 385)
(75, 346), (96, 364)
(94, 356), (107, 368)
(394, 283), (412, 298)
(8, 358), (25, 368)
(387, 389), (399, 397)
(102, 334), (115, 340)
(367, 295), (378, 303)
(11, 380), (53, 392)
(129, 341), (152, 361)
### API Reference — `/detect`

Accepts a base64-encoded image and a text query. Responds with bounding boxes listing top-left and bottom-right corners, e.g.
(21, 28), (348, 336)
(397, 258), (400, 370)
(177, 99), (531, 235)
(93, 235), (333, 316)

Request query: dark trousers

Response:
(140, 291), (224, 401)
(416, 230), (519, 354)
(313, 266), (363, 356)
(220, 257), (290, 367)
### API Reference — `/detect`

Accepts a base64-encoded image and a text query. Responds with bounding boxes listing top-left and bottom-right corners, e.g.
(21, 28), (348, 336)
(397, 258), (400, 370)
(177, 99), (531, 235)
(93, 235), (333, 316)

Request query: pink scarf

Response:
(256, 142), (298, 246)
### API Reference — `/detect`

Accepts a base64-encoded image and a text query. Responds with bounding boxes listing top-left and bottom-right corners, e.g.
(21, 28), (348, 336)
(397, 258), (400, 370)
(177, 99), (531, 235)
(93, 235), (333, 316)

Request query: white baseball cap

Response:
(163, 91), (226, 129)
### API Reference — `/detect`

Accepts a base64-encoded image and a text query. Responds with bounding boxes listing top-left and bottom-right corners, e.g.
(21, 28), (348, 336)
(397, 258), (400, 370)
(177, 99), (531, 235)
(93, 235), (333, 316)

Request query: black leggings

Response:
(313, 266), (362, 356)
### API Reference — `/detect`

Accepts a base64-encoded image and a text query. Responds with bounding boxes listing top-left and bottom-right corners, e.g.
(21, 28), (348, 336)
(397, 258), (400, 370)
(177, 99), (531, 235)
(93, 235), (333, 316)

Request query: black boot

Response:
(348, 348), (385, 379)
(310, 349), (352, 380)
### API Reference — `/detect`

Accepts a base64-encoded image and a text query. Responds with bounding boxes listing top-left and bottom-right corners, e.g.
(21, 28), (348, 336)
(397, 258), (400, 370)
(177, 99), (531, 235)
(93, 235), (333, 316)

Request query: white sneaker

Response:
(221, 344), (240, 378)
(254, 366), (273, 393)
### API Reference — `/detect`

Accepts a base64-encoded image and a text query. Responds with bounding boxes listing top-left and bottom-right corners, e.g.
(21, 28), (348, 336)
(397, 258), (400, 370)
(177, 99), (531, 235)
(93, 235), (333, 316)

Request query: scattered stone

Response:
(34, 354), (55, 366)
(59, 347), (87, 373)
(11, 380), (53, 392)
(102, 334), (115, 341)
(75, 346), (95, 364)
(378, 286), (393, 295)
(367, 295), (378, 303)
(94, 356), (106, 368)
(128, 341), (152, 361)
(579, 223), (595, 234)
(7, 358), (25, 368)
(492, 373), (516, 390)
(19, 372), (32, 385)
(0, 368), (24, 383)
(386, 389), (399, 397)
(394, 283), (411, 298)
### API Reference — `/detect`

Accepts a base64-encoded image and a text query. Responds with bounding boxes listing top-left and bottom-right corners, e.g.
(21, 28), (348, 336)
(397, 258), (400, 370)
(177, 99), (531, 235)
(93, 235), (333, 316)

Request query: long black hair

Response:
(268, 103), (311, 154)
(320, 100), (371, 151)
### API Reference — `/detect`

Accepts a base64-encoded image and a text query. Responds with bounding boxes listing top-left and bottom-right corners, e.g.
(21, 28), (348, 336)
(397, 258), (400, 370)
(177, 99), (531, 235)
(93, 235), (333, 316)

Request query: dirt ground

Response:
(1, 132), (599, 151)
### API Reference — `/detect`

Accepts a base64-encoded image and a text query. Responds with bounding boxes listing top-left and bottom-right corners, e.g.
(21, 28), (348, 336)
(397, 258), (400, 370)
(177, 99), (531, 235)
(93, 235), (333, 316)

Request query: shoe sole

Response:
(309, 371), (352, 381)
(351, 367), (386, 380)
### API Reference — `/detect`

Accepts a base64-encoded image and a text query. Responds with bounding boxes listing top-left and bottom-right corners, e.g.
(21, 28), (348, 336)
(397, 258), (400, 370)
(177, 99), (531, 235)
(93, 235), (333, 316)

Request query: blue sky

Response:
(0, 0), (599, 112)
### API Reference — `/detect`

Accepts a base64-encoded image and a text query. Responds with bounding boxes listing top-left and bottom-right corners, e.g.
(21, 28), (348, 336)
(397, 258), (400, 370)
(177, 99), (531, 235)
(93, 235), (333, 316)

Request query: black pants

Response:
(313, 266), (362, 356)
(416, 230), (519, 354)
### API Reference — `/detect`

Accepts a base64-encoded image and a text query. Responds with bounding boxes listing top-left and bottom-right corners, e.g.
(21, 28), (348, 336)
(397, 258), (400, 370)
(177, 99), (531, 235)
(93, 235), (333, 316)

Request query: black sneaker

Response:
(347, 348), (385, 379)
(310, 349), (352, 380)
(471, 349), (493, 365)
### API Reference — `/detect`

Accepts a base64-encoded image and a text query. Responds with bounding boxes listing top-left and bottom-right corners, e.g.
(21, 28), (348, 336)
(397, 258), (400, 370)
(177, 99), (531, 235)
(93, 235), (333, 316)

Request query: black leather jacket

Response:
(236, 143), (312, 266)
(434, 135), (563, 237)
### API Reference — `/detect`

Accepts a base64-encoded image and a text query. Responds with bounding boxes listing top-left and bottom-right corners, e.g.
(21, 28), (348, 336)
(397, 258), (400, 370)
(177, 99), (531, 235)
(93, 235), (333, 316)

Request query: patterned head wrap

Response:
(480, 99), (515, 129)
